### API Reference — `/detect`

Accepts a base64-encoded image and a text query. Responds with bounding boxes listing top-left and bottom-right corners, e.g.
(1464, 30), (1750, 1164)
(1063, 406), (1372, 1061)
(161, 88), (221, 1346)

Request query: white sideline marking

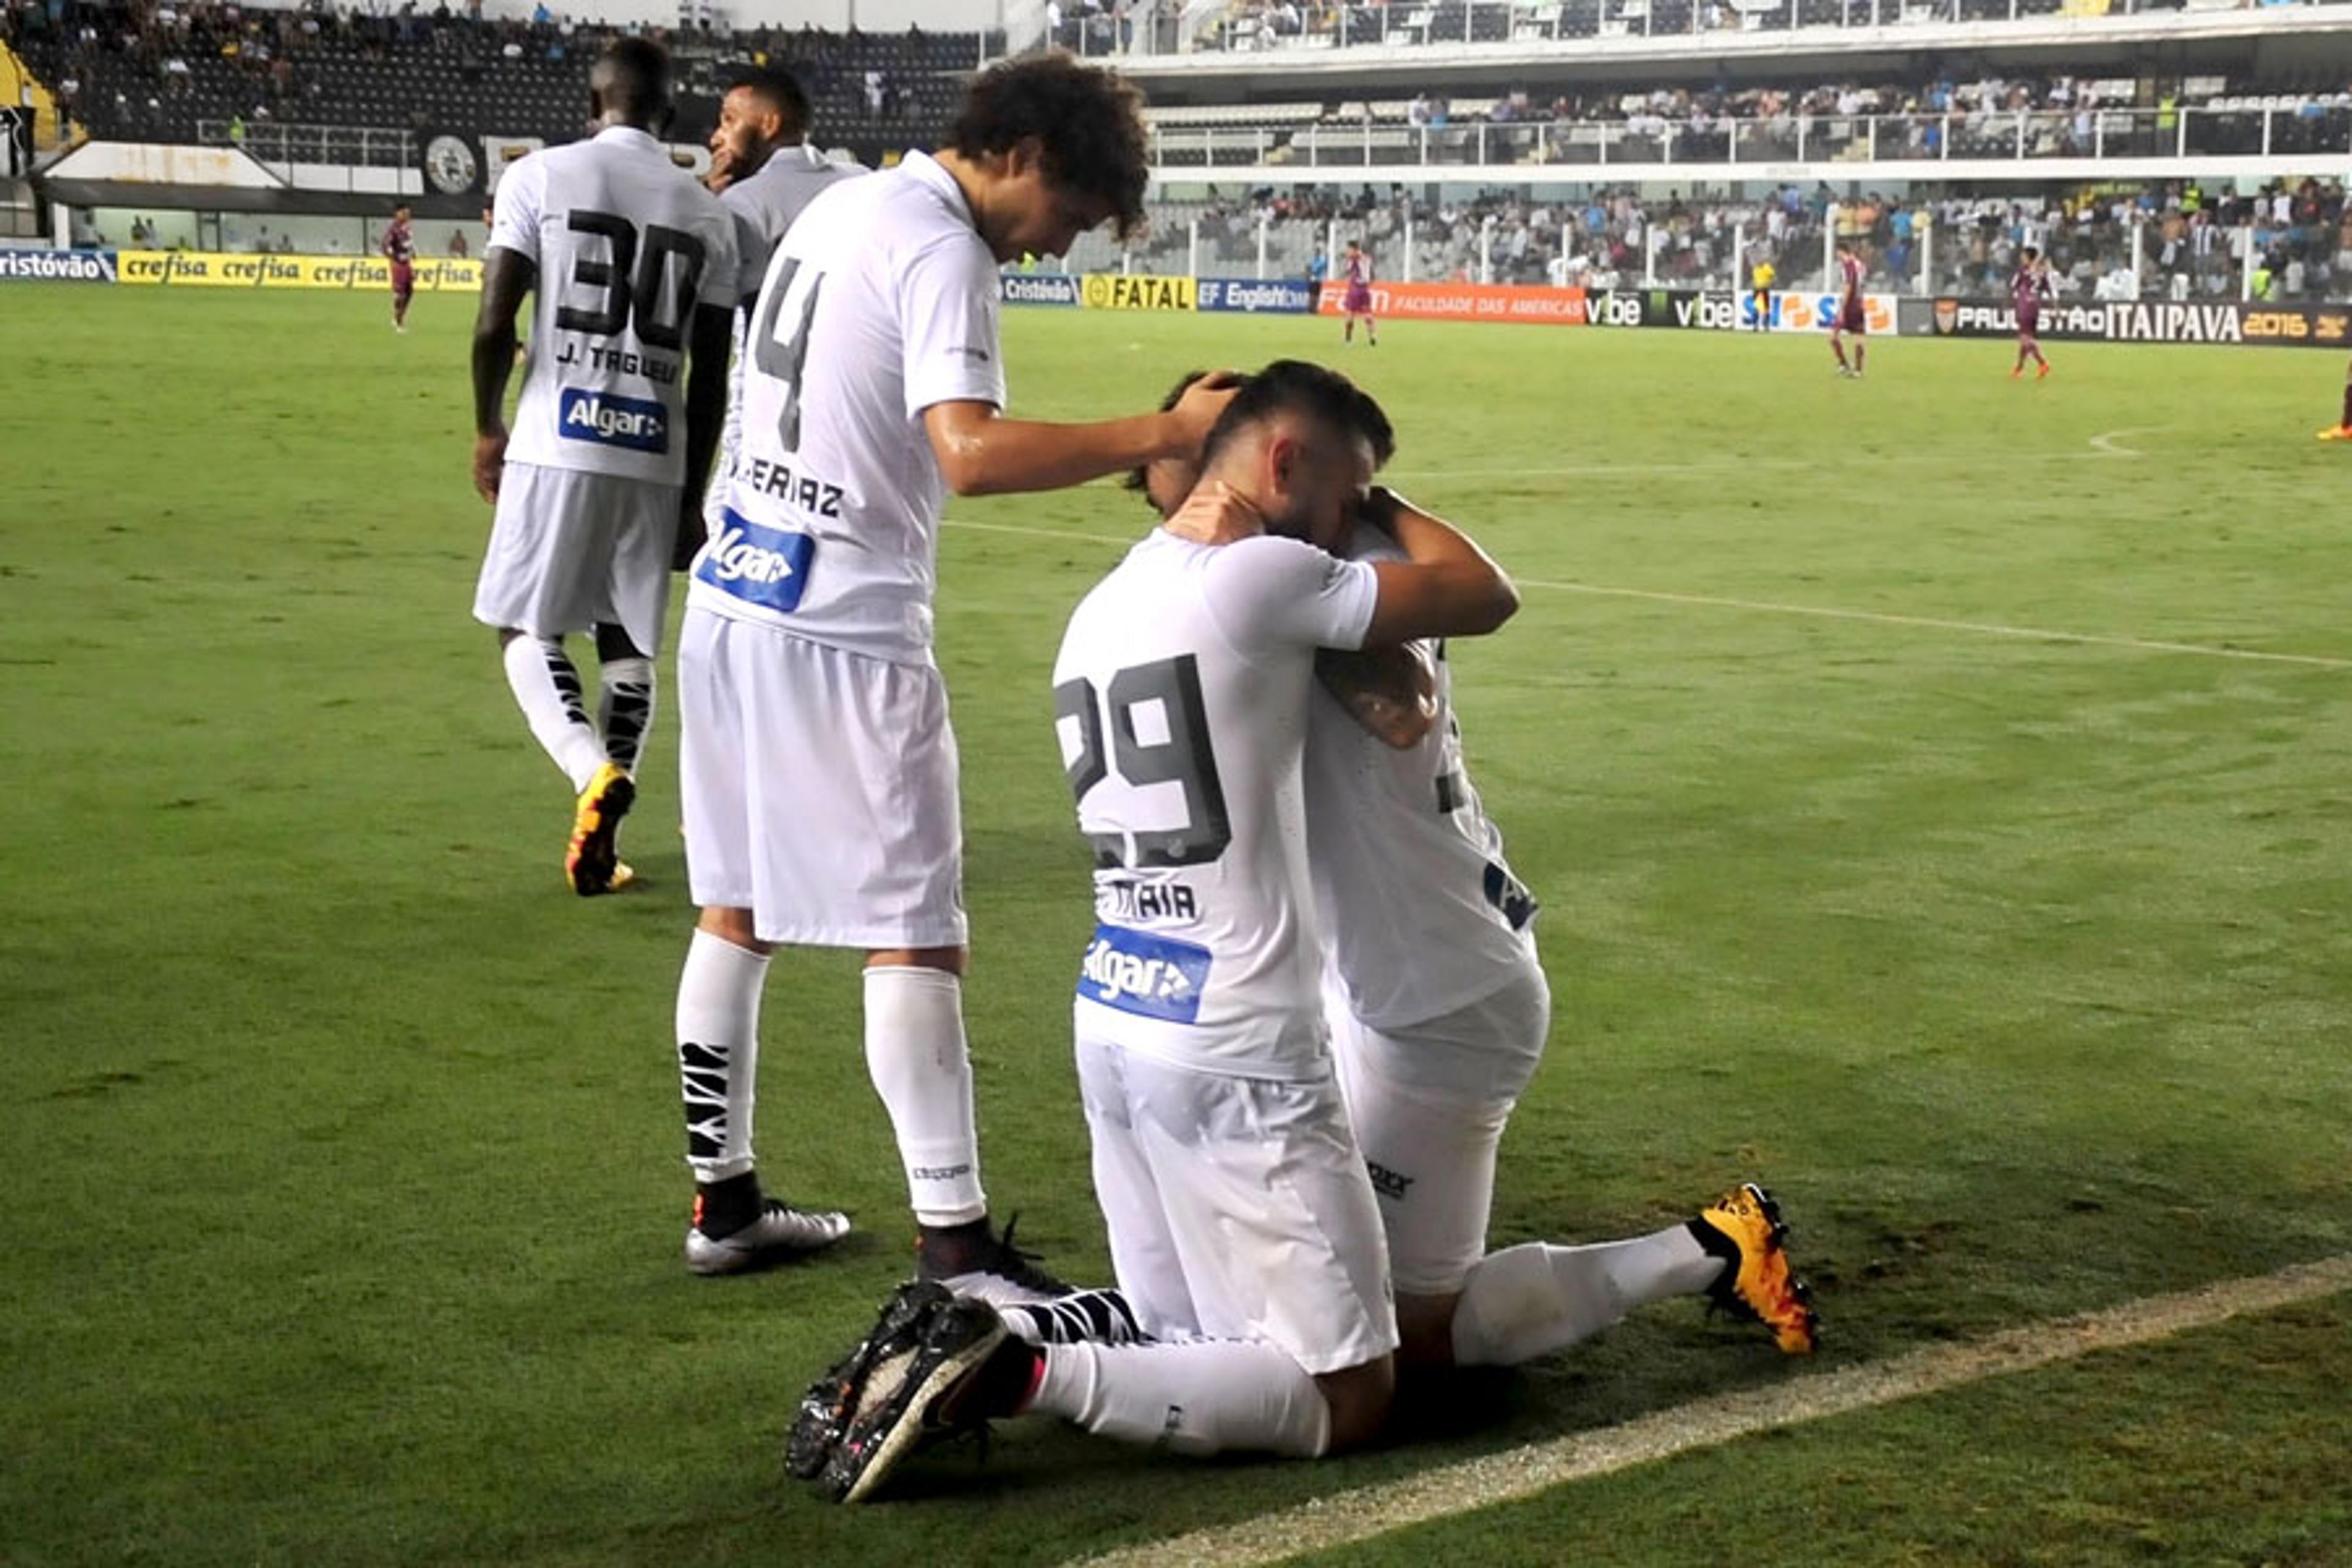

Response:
(1511, 578), (2352, 670)
(943, 519), (2352, 671)
(1073, 1253), (2352, 1568)
(1384, 429), (2151, 482)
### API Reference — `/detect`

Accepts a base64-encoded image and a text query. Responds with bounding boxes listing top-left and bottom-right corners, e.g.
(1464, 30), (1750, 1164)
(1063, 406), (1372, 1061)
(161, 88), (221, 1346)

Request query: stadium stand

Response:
(0, 0), (979, 160)
(1055, 0), (2352, 58)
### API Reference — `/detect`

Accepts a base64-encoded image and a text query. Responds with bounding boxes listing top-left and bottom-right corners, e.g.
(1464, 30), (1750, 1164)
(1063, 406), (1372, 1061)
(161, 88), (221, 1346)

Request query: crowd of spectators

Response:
(1202, 0), (2332, 55)
(1091, 175), (2352, 301)
(0, 0), (978, 154)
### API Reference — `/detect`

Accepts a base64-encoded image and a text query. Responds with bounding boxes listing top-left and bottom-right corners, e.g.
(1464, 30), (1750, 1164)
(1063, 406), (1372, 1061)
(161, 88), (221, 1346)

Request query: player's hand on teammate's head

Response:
(1162, 479), (1264, 548)
(472, 431), (510, 504)
(1164, 370), (1243, 454)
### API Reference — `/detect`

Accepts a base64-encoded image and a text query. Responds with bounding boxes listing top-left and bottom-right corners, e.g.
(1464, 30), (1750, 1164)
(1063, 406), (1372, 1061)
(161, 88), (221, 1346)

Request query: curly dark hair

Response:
(1124, 368), (1224, 503)
(950, 53), (1150, 240)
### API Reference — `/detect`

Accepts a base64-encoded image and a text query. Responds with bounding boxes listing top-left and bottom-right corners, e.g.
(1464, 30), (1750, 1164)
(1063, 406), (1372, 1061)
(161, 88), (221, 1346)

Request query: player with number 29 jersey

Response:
(688, 150), (1005, 664)
(491, 124), (739, 487)
(1055, 532), (1378, 1077)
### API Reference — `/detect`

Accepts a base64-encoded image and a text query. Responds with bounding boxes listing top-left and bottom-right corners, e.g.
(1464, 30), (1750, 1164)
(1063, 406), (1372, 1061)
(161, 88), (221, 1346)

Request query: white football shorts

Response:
(677, 606), (968, 949)
(472, 461), (678, 657)
(1075, 1016), (1400, 1376)
(1328, 959), (1551, 1296)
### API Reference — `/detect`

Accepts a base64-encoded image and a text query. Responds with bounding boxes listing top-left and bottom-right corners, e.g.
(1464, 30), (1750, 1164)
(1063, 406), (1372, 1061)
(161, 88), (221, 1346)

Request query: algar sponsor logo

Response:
(1080, 937), (1199, 1009)
(701, 521), (801, 587)
(693, 508), (815, 613)
(558, 388), (669, 453)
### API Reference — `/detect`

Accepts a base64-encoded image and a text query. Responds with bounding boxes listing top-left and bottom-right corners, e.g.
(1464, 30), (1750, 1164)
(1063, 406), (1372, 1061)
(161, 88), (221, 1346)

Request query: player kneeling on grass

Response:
(1139, 369), (1818, 1375)
(788, 361), (1525, 1502)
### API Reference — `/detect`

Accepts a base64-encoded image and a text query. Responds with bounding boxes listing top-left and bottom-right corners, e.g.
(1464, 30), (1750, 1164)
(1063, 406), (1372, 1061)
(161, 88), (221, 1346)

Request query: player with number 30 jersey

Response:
(469, 39), (737, 899)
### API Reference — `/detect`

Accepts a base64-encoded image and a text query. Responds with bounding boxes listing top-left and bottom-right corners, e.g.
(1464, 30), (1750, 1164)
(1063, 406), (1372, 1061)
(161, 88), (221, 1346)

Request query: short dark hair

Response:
(592, 37), (673, 126)
(2022, 244), (2040, 260)
(1124, 368), (1225, 502)
(950, 53), (1150, 240)
(726, 64), (810, 134)
(1199, 359), (1395, 475)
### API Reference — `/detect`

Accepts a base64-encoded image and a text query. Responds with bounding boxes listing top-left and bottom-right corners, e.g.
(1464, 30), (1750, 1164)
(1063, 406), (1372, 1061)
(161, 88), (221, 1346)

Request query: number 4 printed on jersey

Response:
(751, 257), (825, 451)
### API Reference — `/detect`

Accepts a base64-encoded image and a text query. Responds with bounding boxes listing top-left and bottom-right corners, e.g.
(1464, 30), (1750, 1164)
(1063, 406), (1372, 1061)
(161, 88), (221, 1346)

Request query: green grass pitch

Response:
(2, 285), (2349, 1566)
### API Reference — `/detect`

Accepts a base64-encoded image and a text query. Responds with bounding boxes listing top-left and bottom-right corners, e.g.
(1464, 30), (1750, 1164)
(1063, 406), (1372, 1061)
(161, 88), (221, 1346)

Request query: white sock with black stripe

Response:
(501, 635), (606, 791)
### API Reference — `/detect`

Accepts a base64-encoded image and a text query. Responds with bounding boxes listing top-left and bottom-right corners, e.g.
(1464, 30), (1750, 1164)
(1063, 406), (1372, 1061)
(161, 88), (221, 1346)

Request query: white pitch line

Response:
(943, 519), (2352, 670)
(1072, 1253), (2352, 1568)
(1385, 429), (2152, 482)
(1511, 578), (2352, 670)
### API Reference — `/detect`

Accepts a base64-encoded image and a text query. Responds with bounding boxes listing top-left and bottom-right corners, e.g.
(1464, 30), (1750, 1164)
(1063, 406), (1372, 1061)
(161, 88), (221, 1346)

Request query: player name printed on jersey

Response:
(1077, 924), (1212, 1023)
(693, 508), (815, 613)
(559, 388), (669, 453)
(494, 124), (737, 486)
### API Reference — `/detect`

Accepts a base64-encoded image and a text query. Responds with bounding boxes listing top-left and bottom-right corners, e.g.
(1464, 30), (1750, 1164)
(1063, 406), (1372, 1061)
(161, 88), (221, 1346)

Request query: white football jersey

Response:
(1305, 530), (1537, 1032)
(704, 145), (867, 527)
(492, 126), (740, 487)
(688, 150), (1005, 666)
(720, 144), (867, 296)
(1054, 529), (1379, 1079)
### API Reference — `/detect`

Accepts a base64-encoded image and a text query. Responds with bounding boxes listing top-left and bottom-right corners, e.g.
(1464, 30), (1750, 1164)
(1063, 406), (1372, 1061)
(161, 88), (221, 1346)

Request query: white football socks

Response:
(862, 965), (987, 1226)
(501, 635), (607, 791)
(676, 929), (768, 1184)
(1450, 1226), (1725, 1367)
(1030, 1340), (1331, 1458)
(597, 654), (656, 775)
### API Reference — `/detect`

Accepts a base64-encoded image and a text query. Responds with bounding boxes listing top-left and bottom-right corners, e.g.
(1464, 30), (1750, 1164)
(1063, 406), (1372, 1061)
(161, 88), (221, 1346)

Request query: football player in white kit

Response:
(668, 56), (1237, 1286)
(1131, 370), (1819, 1369)
(689, 65), (864, 569)
(470, 38), (738, 897)
(793, 362), (1525, 1504)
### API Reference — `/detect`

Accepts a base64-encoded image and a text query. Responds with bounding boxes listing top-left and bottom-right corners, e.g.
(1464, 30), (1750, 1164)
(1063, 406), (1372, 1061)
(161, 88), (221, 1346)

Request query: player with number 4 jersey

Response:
(469, 38), (738, 898)
(668, 56), (1238, 1292)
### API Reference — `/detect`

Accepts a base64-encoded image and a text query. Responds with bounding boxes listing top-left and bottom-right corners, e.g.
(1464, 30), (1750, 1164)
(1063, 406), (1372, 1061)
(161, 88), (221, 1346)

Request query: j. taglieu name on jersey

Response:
(553, 340), (680, 385)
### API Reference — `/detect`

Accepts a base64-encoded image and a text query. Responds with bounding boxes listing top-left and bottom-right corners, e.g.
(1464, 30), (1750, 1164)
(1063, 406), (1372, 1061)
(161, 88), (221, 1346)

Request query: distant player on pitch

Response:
(1830, 239), (1867, 379)
(382, 202), (415, 333)
(666, 55), (1235, 1288)
(2011, 246), (2052, 380)
(469, 37), (738, 895)
(1340, 238), (1377, 345)
(1748, 251), (1775, 331)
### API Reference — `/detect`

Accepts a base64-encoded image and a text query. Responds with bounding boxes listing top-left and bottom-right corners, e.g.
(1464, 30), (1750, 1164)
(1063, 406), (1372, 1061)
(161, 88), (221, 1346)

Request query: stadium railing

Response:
(1055, 201), (2304, 304)
(1052, 0), (2352, 58)
(1145, 104), (2352, 170)
(197, 121), (415, 173)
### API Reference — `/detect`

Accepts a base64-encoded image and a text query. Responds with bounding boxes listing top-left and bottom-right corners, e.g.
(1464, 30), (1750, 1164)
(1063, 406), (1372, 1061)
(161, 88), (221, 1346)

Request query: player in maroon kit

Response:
(1341, 238), (1377, 346)
(2011, 246), (2051, 380)
(1829, 239), (1866, 379)
(381, 202), (415, 333)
